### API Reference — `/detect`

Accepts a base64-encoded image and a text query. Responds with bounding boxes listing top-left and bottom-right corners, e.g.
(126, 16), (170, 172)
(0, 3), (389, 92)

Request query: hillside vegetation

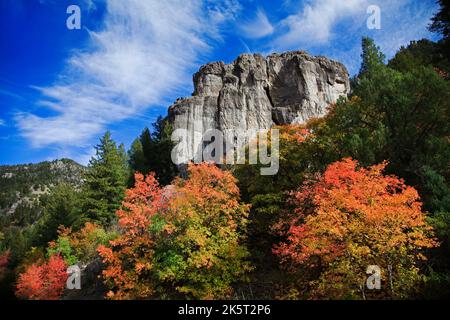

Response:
(1, 2), (449, 300)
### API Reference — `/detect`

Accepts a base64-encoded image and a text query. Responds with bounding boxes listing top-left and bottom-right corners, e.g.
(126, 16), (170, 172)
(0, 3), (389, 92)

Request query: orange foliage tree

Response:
(161, 163), (252, 299)
(273, 158), (438, 299)
(98, 172), (164, 299)
(16, 254), (67, 300)
(99, 164), (251, 300)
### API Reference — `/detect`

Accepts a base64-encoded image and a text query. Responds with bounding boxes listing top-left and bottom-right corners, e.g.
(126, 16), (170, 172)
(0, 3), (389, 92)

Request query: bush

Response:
(16, 254), (67, 300)
(47, 223), (117, 266)
(273, 158), (438, 299)
(99, 164), (252, 300)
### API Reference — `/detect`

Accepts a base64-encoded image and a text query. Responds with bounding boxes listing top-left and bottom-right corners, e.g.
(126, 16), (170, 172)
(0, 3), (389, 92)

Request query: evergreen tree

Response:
(147, 116), (177, 185)
(2, 227), (28, 266)
(128, 138), (146, 177)
(140, 127), (153, 167)
(80, 131), (128, 226)
(389, 39), (449, 75)
(31, 183), (79, 247)
(128, 117), (177, 185)
(358, 37), (385, 77)
(428, 0), (450, 76)
(429, 0), (449, 40)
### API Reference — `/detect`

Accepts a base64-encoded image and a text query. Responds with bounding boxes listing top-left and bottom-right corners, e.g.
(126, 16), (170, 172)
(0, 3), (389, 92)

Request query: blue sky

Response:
(0, 0), (441, 165)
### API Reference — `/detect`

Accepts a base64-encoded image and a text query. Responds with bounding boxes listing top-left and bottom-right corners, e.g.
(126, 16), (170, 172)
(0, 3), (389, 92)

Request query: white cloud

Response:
(370, 0), (438, 58)
(16, 0), (235, 148)
(271, 0), (368, 49)
(249, 0), (438, 76)
(241, 9), (274, 39)
(0, 119), (5, 126)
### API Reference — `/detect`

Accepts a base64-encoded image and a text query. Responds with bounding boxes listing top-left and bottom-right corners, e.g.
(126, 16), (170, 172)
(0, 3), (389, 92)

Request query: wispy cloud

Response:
(271, 0), (368, 49)
(370, 0), (439, 57)
(0, 119), (5, 126)
(0, 88), (24, 100)
(246, 0), (438, 75)
(13, 0), (440, 151)
(16, 0), (236, 148)
(241, 9), (274, 39)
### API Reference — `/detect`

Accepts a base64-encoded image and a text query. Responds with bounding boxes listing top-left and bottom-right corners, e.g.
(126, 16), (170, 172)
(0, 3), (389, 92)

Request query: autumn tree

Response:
(273, 158), (438, 299)
(99, 163), (251, 300)
(98, 172), (166, 299)
(233, 125), (312, 295)
(16, 254), (67, 300)
(157, 163), (252, 299)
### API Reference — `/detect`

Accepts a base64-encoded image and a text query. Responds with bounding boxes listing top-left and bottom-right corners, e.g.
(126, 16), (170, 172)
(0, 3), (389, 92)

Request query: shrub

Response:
(99, 164), (252, 300)
(16, 254), (67, 300)
(273, 158), (438, 299)
(48, 223), (117, 266)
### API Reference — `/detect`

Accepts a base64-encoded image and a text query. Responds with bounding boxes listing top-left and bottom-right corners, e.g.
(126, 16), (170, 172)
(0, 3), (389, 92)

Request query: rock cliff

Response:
(167, 51), (350, 159)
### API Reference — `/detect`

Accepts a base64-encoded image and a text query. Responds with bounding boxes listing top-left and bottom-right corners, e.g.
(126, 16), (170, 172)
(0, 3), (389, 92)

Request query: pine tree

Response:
(428, 0), (450, 75)
(80, 131), (128, 226)
(147, 116), (177, 185)
(429, 0), (449, 40)
(31, 183), (78, 247)
(140, 127), (153, 168)
(128, 138), (146, 175)
(358, 37), (385, 77)
(128, 117), (177, 185)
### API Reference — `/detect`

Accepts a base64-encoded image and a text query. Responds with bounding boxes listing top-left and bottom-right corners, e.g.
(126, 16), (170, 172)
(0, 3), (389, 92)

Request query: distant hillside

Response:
(0, 159), (85, 224)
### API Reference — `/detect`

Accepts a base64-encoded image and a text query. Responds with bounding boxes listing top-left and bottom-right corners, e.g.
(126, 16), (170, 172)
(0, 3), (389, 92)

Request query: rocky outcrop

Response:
(62, 257), (108, 300)
(167, 51), (350, 160)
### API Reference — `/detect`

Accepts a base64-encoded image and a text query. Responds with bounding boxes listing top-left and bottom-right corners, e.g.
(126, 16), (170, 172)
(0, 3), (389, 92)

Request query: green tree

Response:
(429, 0), (450, 75)
(234, 38), (450, 298)
(31, 183), (79, 247)
(358, 37), (385, 77)
(128, 138), (146, 176)
(2, 227), (28, 266)
(388, 39), (449, 76)
(128, 117), (177, 185)
(80, 131), (128, 226)
(148, 116), (177, 185)
(429, 0), (449, 40)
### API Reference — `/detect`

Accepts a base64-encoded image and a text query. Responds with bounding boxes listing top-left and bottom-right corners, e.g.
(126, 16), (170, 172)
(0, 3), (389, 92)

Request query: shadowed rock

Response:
(168, 51), (350, 160)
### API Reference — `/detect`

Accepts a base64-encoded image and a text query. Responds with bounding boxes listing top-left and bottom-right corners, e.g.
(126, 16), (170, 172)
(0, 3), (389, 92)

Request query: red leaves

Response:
(99, 165), (251, 299)
(117, 172), (163, 234)
(272, 158), (439, 298)
(98, 172), (164, 299)
(274, 158), (438, 268)
(16, 254), (68, 300)
(277, 124), (312, 144)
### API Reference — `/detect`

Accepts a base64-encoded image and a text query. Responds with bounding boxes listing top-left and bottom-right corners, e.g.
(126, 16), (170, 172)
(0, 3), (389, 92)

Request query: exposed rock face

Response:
(168, 51), (350, 159)
(62, 257), (108, 300)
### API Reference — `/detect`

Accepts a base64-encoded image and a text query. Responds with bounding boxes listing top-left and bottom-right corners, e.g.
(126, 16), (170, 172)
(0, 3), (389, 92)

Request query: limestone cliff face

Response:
(167, 51), (350, 158)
